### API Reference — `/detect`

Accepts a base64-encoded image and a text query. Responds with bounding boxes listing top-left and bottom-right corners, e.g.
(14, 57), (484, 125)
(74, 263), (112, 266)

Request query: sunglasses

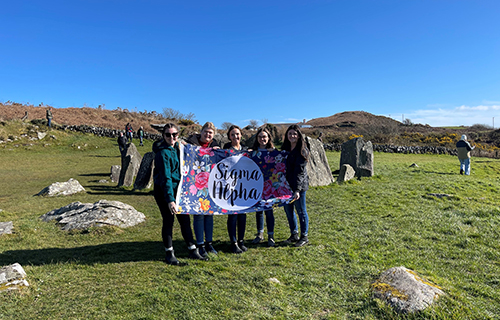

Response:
(164, 132), (179, 138)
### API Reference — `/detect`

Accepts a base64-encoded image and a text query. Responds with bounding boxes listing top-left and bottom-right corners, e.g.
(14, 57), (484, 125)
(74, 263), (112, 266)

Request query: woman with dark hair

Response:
(185, 122), (220, 257)
(153, 123), (206, 265)
(223, 125), (248, 253)
(281, 124), (309, 247)
(251, 127), (277, 247)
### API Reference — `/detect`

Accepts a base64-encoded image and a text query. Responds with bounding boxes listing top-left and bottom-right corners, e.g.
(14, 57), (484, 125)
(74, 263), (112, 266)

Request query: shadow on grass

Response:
(87, 154), (121, 158)
(422, 171), (456, 175)
(79, 173), (110, 177)
(0, 240), (194, 265)
(84, 185), (153, 196)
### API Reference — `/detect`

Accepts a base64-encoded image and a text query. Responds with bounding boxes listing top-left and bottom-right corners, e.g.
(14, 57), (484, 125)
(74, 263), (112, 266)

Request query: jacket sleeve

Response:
(159, 150), (176, 203)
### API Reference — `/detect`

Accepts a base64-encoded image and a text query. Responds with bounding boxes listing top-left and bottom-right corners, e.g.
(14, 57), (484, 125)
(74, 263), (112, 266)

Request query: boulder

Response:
(340, 138), (374, 177)
(110, 165), (121, 183)
(338, 164), (355, 182)
(304, 136), (335, 186)
(36, 178), (86, 197)
(0, 263), (29, 292)
(118, 143), (142, 187)
(0, 221), (13, 235)
(37, 132), (47, 140)
(40, 200), (146, 231)
(134, 152), (155, 190)
(372, 266), (445, 313)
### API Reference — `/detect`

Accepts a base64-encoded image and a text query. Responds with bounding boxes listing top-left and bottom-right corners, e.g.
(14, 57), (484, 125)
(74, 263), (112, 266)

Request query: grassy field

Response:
(0, 123), (499, 319)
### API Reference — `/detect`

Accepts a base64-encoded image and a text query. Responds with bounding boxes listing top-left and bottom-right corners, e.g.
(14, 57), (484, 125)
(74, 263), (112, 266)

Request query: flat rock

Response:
(0, 221), (13, 235)
(37, 132), (47, 140)
(40, 200), (146, 230)
(372, 266), (445, 313)
(36, 178), (86, 197)
(0, 263), (29, 292)
(427, 193), (452, 199)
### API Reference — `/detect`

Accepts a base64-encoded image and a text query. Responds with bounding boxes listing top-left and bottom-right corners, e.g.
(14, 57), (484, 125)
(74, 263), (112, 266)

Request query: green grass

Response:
(0, 126), (499, 319)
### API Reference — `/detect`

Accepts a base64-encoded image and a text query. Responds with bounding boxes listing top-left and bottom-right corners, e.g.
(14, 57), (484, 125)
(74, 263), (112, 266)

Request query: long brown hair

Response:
(282, 124), (308, 161)
(252, 127), (274, 150)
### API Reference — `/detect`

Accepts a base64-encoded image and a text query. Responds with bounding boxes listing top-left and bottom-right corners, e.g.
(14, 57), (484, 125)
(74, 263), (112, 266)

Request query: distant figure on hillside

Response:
(46, 107), (53, 128)
(118, 132), (128, 157)
(21, 111), (28, 121)
(138, 126), (144, 146)
(456, 134), (475, 175)
(125, 123), (133, 142)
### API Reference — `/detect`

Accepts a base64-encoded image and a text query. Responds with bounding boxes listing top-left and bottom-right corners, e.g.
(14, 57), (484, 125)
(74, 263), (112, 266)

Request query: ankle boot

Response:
(268, 235), (275, 247)
(252, 232), (264, 244)
(165, 250), (179, 265)
(231, 242), (243, 254)
(189, 247), (208, 261)
(197, 244), (208, 259)
(238, 240), (248, 252)
(206, 242), (218, 254)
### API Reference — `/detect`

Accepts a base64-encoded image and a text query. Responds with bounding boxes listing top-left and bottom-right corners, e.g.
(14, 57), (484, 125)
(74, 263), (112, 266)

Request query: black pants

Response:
(227, 214), (246, 243)
(154, 186), (195, 249)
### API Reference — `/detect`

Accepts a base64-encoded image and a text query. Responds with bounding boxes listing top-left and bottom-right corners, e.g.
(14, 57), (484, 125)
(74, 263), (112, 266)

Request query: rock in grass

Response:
(0, 221), (13, 235)
(0, 263), (29, 292)
(372, 266), (444, 313)
(40, 200), (146, 230)
(36, 178), (86, 197)
(409, 163), (419, 167)
(340, 137), (374, 177)
(118, 143), (142, 187)
(427, 193), (452, 199)
(338, 164), (356, 182)
(133, 151), (155, 190)
(305, 136), (335, 186)
(110, 165), (121, 183)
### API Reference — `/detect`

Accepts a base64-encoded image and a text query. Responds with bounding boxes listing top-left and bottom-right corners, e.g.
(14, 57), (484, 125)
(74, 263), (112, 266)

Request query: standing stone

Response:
(304, 136), (335, 186)
(36, 178), (86, 197)
(338, 164), (355, 182)
(110, 165), (121, 183)
(0, 221), (14, 235)
(134, 152), (155, 190)
(340, 137), (374, 177)
(0, 263), (29, 292)
(118, 143), (142, 187)
(372, 266), (445, 313)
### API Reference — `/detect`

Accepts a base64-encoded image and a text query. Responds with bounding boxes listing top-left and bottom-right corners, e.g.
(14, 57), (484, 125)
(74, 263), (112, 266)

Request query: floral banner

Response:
(177, 144), (292, 215)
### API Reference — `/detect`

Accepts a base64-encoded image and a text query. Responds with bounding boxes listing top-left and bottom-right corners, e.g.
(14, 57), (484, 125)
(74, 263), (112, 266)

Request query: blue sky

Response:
(2, 1), (500, 128)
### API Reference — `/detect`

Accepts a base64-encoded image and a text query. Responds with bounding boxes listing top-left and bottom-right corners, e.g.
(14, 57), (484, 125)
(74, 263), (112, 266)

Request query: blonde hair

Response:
(201, 122), (217, 134)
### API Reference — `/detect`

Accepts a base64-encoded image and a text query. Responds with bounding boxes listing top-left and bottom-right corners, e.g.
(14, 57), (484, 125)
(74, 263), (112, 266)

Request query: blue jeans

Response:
(227, 214), (246, 243)
(459, 158), (471, 175)
(193, 215), (213, 245)
(256, 210), (274, 235)
(283, 191), (309, 237)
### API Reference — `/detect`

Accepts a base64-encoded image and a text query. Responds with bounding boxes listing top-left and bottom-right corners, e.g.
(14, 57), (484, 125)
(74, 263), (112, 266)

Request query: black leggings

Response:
(154, 186), (195, 249)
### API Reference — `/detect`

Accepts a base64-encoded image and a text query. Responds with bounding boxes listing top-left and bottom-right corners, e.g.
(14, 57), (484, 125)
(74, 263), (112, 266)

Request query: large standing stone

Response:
(0, 263), (29, 292)
(110, 165), (121, 183)
(0, 221), (13, 235)
(304, 136), (335, 186)
(118, 143), (142, 187)
(40, 200), (146, 230)
(134, 152), (155, 190)
(36, 178), (86, 197)
(372, 266), (445, 313)
(338, 164), (355, 182)
(340, 138), (374, 177)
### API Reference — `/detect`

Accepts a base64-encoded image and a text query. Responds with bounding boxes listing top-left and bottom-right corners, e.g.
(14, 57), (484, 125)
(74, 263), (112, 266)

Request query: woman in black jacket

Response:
(281, 124), (309, 247)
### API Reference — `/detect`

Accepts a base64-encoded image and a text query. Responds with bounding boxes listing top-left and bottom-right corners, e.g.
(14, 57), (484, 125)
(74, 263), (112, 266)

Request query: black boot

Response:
(238, 240), (248, 252)
(189, 247), (208, 261)
(231, 242), (243, 254)
(252, 232), (264, 244)
(165, 250), (179, 265)
(197, 244), (208, 259)
(295, 236), (309, 247)
(205, 242), (218, 254)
